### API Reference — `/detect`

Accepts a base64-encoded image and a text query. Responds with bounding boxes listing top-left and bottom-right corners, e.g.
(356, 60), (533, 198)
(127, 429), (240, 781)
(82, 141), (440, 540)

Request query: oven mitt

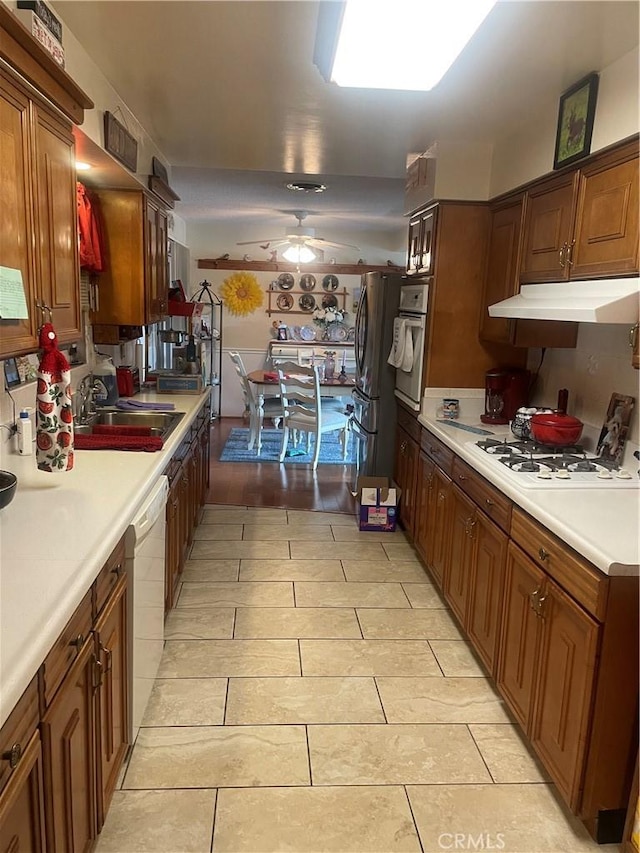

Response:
(36, 323), (74, 472)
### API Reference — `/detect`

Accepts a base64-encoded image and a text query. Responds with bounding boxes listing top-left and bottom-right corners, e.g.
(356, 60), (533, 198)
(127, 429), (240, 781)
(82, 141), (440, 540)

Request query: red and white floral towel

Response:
(36, 323), (74, 472)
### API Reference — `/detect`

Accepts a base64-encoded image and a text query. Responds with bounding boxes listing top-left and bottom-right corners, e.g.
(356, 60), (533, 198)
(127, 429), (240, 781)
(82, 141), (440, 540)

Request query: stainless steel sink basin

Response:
(74, 410), (184, 441)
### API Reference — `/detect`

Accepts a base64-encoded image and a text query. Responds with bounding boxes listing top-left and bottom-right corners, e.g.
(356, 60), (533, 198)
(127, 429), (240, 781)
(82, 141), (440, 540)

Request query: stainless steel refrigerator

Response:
(351, 271), (404, 488)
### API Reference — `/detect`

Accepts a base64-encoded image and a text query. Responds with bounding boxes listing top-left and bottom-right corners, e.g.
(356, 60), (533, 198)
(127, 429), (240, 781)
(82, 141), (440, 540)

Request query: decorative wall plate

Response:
(327, 322), (348, 342)
(276, 293), (294, 311)
(298, 294), (316, 312)
(299, 274), (316, 291)
(346, 327), (356, 342)
(277, 273), (295, 290)
(322, 274), (340, 291)
(321, 293), (338, 309)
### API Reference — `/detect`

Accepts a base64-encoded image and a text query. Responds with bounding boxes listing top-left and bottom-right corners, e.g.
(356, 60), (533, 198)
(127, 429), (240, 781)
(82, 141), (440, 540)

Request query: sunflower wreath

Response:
(220, 272), (263, 316)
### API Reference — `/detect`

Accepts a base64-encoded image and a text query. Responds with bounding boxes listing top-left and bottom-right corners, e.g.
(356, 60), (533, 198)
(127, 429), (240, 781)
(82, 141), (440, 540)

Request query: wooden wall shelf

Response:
(197, 258), (404, 275)
(265, 288), (349, 318)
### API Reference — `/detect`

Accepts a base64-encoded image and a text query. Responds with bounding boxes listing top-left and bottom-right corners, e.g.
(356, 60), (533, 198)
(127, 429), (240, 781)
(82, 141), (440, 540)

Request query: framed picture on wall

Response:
(553, 72), (599, 170)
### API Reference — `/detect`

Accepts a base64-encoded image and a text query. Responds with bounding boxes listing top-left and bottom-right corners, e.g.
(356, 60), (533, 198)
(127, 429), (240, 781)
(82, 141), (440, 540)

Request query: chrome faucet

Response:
(75, 374), (98, 424)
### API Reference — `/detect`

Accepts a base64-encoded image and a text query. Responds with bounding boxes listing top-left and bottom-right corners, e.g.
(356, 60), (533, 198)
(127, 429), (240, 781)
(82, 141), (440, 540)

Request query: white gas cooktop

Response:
(465, 438), (639, 490)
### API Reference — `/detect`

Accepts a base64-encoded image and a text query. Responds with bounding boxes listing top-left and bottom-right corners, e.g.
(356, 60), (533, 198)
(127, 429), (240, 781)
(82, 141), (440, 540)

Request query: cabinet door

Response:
(0, 731), (46, 853)
(165, 470), (182, 613)
(520, 173), (578, 282)
(427, 466), (451, 589)
(414, 453), (435, 564)
(496, 543), (544, 728)
(531, 579), (600, 810)
(394, 428), (418, 535)
(479, 198), (523, 345)
(571, 156), (639, 278)
(41, 639), (96, 853)
(94, 574), (129, 830)
(418, 208), (436, 275)
(32, 102), (81, 344)
(144, 197), (166, 324)
(445, 486), (475, 627)
(468, 512), (508, 675)
(407, 216), (421, 274)
(0, 72), (39, 356)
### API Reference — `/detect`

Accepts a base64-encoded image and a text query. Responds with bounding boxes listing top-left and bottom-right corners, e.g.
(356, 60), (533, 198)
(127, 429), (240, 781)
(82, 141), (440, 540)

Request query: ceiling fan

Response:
(237, 211), (359, 263)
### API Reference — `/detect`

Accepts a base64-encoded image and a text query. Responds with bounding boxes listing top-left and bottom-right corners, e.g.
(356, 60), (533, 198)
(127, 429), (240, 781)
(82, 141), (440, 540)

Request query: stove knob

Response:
(555, 470), (571, 479)
(597, 470), (613, 479)
(616, 469), (632, 479)
(537, 471), (552, 479)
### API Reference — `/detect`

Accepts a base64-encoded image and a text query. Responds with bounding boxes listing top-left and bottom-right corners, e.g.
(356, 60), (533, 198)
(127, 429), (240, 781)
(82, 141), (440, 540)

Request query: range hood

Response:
(488, 278), (640, 324)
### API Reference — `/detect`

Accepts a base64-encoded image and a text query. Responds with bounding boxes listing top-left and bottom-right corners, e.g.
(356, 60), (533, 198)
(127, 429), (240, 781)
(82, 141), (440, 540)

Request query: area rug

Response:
(220, 427), (356, 464)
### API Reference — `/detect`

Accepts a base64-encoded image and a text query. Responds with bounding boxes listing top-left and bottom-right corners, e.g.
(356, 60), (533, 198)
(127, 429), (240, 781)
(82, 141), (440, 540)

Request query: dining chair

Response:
(276, 361), (350, 471)
(228, 351), (282, 453)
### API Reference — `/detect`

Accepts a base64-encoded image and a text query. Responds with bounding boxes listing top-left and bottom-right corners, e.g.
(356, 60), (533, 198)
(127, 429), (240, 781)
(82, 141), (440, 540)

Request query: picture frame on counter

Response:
(553, 72), (599, 170)
(596, 392), (634, 466)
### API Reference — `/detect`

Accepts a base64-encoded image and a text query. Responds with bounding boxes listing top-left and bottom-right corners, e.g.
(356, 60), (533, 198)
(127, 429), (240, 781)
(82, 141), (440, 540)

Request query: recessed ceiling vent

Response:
(286, 181), (327, 193)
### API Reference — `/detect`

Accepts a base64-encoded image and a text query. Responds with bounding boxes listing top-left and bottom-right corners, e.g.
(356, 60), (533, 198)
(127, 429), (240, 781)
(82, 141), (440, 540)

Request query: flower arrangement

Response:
(220, 272), (263, 316)
(312, 307), (347, 337)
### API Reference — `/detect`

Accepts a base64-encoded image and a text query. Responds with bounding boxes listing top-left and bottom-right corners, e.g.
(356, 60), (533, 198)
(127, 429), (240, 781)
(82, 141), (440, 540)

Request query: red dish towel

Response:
(92, 425), (153, 437)
(263, 372), (279, 383)
(74, 434), (163, 452)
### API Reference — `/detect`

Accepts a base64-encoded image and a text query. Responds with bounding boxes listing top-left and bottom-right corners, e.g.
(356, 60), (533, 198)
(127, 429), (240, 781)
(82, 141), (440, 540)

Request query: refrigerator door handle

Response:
(355, 284), (368, 378)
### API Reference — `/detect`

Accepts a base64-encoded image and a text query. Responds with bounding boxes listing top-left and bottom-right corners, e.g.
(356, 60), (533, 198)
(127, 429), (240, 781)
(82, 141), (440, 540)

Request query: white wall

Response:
(489, 47), (639, 197)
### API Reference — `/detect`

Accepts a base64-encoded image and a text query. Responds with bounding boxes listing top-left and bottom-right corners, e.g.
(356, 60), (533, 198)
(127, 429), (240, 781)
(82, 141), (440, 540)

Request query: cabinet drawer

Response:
(511, 508), (608, 620)
(94, 536), (126, 620)
(452, 457), (512, 533)
(0, 677), (39, 795)
(420, 428), (454, 475)
(397, 405), (421, 443)
(41, 590), (93, 708)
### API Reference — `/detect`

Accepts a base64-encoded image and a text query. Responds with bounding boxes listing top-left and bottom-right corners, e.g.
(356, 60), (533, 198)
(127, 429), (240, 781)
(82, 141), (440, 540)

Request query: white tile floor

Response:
(97, 507), (621, 853)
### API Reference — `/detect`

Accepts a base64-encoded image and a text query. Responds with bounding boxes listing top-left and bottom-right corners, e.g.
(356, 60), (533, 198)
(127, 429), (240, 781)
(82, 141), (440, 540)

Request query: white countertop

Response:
(0, 390), (210, 728)
(417, 413), (640, 578)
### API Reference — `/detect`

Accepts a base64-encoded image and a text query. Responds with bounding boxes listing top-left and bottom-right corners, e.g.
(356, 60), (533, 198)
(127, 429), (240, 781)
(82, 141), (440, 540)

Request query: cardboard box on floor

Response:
(355, 476), (400, 532)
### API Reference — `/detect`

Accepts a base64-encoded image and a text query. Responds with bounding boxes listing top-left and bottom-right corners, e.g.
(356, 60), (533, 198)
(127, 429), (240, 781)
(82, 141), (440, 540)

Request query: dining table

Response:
(246, 369), (355, 452)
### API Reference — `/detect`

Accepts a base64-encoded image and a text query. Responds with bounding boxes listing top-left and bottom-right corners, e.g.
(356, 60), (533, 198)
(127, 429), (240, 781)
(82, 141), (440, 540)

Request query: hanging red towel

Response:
(77, 181), (105, 273)
(36, 323), (74, 472)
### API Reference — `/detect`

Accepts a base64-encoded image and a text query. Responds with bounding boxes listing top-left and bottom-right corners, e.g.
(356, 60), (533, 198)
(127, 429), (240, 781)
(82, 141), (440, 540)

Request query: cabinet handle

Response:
(536, 594), (548, 617)
(438, 492), (446, 503)
(566, 240), (575, 266)
(559, 244), (566, 268)
(485, 498), (495, 508)
(93, 656), (103, 690)
(629, 323), (639, 349)
(458, 474), (466, 481)
(529, 588), (541, 612)
(110, 562), (122, 576)
(101, 644), (113, 674)
(69, 634), (85, 651)
(2, 743), (22, 768)
(538, 547), (550, 562)
(400, 441), (407, 454)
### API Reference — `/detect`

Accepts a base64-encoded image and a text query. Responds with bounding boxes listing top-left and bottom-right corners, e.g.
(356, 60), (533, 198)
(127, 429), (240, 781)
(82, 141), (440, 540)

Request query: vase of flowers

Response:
(313, 307), (348, 340)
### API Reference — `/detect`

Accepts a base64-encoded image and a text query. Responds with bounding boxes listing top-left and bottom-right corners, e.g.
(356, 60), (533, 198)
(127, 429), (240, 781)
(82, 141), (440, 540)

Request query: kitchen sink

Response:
(74, 410), (184, 440)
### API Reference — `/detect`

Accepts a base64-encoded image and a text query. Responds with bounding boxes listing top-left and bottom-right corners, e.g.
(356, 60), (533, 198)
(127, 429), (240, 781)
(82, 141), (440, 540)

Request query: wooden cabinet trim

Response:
(420, 427), (454, 475)
(396, 406), (421, 443)
(510, 508), (608, 620)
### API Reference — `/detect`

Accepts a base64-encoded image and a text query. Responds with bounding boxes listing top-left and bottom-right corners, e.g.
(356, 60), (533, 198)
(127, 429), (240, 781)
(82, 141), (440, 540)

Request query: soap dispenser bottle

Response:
(17, 409), (33, 455)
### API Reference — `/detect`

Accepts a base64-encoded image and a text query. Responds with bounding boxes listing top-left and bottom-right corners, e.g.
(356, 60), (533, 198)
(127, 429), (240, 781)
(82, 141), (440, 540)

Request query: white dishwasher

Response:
(125, 475), (168, 742)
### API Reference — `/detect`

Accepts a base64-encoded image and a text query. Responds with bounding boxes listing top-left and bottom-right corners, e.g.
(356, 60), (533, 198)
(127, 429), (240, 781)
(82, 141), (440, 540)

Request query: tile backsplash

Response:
(528, 323), (639, 445)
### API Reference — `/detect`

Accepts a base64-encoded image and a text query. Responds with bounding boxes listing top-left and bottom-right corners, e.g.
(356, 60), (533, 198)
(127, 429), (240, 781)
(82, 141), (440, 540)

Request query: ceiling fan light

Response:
(282, 245), (317, 264)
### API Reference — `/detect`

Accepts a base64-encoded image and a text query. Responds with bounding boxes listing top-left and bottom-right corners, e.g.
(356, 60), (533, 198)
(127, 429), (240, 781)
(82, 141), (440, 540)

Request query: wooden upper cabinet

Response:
(32, 101), (82, 344)
(406, 207), (437, 275)
(91, 189), (168, 331)
(572, 152), (639, 278)
(0, 71), (38, 356)
(520, 172), (578, 283)
(479, 197), (524, 344)
(521, 138), (639, 283)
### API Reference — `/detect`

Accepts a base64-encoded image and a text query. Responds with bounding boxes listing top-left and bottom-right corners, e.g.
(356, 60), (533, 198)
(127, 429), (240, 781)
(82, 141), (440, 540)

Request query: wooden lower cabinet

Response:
(94, 573), (129, 830)
(445, 486), (475, 625)
(414, 453), (451, 588)
(497, 542), (600, 810)
(41, 636), (96, 853)
(0, 731), (46, 853)
(467, 513), (508, 675)
(394, 426), (419, 535)
(165, 462), (184, 612)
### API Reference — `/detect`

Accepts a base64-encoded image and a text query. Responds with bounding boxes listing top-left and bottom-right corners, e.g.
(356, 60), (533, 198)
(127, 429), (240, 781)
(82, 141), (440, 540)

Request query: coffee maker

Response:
(480, 368), (530, 424)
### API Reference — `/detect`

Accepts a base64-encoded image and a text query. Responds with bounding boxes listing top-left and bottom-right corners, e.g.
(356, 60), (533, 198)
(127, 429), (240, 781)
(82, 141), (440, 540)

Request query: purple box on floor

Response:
(355, 476), (399, 532)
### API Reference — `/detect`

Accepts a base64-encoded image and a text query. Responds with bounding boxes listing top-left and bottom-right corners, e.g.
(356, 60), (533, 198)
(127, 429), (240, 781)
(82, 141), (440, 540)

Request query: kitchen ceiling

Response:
(56, 0), (638, 237)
